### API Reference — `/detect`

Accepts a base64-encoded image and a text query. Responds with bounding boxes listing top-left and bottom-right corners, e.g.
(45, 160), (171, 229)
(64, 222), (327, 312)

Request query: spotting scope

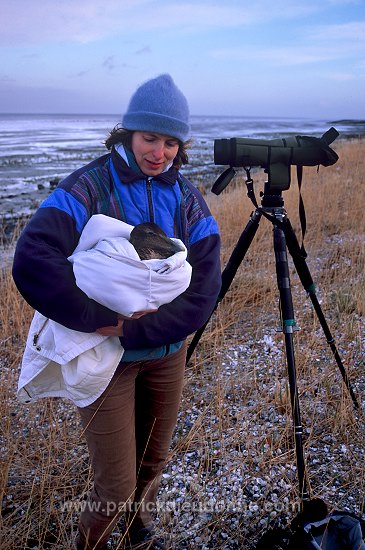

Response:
(213, 127), (339, 191)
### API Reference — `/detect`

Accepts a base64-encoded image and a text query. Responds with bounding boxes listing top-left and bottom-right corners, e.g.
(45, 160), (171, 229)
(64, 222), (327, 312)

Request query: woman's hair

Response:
(104, 125), (191, 169)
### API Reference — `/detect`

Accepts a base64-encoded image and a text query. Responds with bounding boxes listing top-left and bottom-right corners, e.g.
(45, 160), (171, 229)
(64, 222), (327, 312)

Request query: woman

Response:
(12, 74), (221, 549)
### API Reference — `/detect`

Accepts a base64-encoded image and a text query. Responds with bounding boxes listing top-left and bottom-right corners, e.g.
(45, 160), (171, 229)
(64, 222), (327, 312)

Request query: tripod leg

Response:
(186, 209), (262, 363)
(273, 224), (310, 503)
(283, 218), (359, 409)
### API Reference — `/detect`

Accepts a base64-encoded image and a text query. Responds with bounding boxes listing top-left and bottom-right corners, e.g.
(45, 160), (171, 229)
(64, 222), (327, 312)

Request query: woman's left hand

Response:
(96, 309), (158, 336)
(96, 318), (124, 336)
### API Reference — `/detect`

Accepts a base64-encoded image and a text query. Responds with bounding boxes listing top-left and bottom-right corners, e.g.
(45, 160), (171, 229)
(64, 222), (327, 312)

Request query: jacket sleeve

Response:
(12, 207), (118, 332)
(120, 231), (221, 349)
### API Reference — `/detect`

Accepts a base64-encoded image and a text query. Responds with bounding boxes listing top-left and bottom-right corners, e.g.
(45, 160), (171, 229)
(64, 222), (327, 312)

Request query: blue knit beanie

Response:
(122, 74), (190, 142)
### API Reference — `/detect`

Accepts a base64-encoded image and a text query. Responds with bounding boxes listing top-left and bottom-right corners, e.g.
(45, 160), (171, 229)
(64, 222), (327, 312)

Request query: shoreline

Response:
(1, 135), (364, 244)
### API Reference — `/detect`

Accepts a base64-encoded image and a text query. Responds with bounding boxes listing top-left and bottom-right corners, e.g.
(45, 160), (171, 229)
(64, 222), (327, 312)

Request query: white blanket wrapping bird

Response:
(18, 215), (192, 407)
(68, 215), (192, 317)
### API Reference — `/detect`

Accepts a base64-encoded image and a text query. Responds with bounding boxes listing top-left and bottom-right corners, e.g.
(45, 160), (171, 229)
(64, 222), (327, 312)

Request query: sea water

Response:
(0, 113), (364, 219)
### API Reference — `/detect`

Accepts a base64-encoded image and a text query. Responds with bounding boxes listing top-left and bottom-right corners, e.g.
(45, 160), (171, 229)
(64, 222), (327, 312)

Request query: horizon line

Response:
(0, 112), (362, 123)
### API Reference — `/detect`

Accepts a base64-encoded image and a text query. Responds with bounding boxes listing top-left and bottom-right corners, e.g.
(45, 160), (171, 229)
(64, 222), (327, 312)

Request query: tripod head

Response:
(212, 127), (340, 193)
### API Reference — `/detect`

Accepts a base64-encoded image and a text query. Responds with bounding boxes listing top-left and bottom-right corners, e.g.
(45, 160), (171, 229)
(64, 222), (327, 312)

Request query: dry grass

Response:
(0, 138), (364, 549)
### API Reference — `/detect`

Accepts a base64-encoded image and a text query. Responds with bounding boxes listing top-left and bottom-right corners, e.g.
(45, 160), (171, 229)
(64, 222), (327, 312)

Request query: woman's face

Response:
(131, 131), (179, 176)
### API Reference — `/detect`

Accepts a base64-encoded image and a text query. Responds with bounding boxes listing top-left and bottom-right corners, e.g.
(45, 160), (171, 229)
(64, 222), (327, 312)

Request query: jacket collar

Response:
(111, 147), (179, 186)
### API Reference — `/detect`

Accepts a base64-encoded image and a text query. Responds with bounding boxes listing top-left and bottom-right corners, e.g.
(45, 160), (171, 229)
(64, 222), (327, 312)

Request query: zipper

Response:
(146, 178), (154, 222)
(33, 317), (49, 351)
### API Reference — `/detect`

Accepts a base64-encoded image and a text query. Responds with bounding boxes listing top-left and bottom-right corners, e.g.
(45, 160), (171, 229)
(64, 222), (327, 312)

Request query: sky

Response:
(0, 0), (364, 119)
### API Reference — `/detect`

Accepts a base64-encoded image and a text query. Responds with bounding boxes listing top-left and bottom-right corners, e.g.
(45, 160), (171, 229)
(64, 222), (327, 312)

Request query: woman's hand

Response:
(96, 317), (124, 336)
(96, 310), (158, 336)
(129, 309), (158, 319)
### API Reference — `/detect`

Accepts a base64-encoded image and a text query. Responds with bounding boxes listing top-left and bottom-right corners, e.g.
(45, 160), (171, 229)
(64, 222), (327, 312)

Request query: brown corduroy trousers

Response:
(77, 343), (187, 548)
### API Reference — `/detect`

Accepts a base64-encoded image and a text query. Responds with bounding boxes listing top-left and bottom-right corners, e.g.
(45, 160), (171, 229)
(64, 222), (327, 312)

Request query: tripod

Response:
(187, 179), (359, 503)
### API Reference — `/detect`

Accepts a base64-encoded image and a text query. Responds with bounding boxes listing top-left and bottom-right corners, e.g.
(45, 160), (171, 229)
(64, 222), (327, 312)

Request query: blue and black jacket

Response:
(12, 147), (221, 360)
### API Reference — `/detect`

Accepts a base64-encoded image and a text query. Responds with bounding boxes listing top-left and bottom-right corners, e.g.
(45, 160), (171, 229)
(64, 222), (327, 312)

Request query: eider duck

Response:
(129, 222), (181, 260)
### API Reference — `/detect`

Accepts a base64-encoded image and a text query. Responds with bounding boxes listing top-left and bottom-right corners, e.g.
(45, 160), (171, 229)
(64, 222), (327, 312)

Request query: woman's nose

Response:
(152, 142), (165, 159)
